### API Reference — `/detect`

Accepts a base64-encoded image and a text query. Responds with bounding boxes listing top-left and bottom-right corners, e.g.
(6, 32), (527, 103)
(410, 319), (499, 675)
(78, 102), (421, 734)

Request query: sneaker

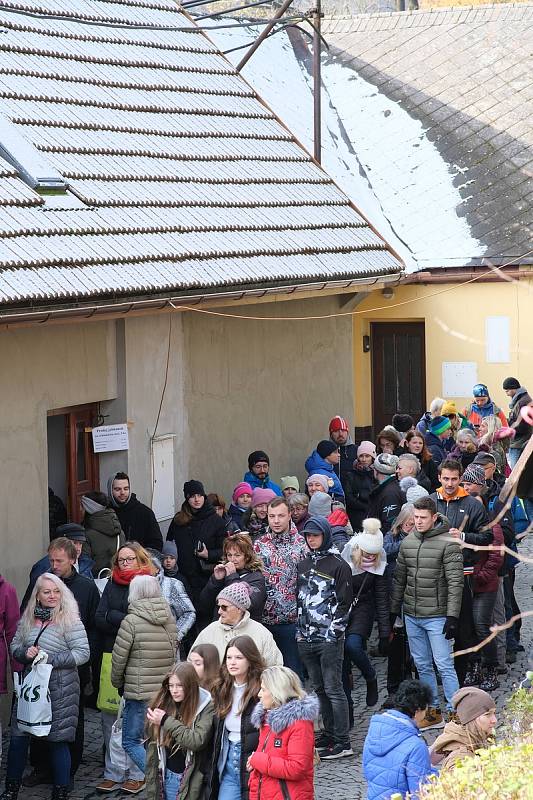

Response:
(321, 743), (354, 760)
(315, 732), (331, 749)
(121, 780), (145, 795)
(418, 707), (444, 731)
(316, 741), (334, 755)
(446, 711), (460, 724)
(96, 780), (121, 793)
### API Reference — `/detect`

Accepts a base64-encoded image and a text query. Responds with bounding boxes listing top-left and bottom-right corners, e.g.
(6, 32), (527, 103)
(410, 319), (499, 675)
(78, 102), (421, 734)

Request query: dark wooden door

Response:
(65, 404), (100, 522)
(371, 322), (426, 437)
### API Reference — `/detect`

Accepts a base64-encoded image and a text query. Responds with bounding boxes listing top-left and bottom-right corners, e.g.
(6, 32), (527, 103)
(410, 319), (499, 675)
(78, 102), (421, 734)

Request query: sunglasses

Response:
(218, 604), (230, 611)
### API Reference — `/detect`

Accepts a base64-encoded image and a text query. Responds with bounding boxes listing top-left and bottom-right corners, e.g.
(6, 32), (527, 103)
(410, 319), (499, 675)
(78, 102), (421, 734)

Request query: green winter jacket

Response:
(390, 515), (464, 619)
(145, 687), (214, 800)
(111, 597), (177, 700)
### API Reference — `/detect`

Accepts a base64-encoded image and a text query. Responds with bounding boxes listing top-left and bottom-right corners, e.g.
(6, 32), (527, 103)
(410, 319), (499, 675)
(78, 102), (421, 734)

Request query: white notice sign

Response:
(92, 424), (129, 453)
(442, 362), (478, 398)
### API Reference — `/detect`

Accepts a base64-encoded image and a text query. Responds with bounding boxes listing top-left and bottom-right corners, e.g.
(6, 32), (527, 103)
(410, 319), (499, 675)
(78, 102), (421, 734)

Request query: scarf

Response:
(112, 565), (153, 586)
(34, 604), (52, 622)
(81, 496), (106, 515)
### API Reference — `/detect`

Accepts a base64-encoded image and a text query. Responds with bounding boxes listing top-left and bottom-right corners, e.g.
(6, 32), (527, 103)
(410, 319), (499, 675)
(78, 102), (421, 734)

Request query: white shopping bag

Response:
(95, 568), (112, 596)
(14, 651), (53, 737)
(109, 698), (136, 774)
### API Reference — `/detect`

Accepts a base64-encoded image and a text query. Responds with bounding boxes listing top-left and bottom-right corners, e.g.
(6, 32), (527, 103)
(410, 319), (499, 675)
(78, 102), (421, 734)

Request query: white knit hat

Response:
(399, 476), (429, 504)
(352, 518), (383, 554)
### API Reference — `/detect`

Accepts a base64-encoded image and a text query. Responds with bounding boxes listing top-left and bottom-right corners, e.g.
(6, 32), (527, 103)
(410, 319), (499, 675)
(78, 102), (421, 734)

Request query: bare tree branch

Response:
(453, 610), (533, 658)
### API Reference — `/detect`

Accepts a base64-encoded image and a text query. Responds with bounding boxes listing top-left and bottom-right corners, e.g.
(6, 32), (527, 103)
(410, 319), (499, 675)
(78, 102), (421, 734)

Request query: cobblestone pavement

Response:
(2, 536), (532, 800)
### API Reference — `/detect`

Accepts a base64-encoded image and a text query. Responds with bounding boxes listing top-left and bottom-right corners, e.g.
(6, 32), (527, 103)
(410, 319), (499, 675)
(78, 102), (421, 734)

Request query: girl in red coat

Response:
(247, 667), (319, 800)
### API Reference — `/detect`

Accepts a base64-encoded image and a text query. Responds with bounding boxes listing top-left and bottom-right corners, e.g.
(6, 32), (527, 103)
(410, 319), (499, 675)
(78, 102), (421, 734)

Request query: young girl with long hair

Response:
(405, 431), (439, 491)
(430, 687), (497, 771)
(207, 636), (264, 800)
(188, 644), (220, 693)
(145, 663), (214, 800)
(1, 574), (89, 800)
(248, 666), (319, 800)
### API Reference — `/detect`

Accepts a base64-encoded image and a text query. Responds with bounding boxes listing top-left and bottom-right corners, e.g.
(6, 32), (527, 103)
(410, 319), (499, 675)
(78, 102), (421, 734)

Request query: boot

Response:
(479, 665), (500, 692)
(51, 787), (70, 800)
(366, 678), (379, 707)
(463, 661), (482, 686)
(0, 780), (21, 800)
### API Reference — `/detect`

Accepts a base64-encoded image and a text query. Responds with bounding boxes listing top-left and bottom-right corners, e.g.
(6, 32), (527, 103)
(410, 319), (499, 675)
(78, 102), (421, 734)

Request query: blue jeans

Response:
(265, 623), (303, 678)
(7, 735), (70, 786)
(508, 448), (521, 470)
(218, 741), (241, 800)
(165, 768), (182, 800)
(345, 634), (376, 682)
(122, 699), (147, 774)
(298, 638), (349, 746)
(404, 615), (459, 712)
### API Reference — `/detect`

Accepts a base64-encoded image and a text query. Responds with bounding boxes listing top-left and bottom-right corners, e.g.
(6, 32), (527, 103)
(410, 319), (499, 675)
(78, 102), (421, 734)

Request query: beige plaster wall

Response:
(0, 321), (116, 593)
(182, 295), (354, 502)
(353, 279), (533, 428)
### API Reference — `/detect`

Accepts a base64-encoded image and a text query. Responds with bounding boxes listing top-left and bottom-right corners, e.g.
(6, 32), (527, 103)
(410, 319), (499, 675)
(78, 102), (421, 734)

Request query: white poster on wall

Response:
(486, 316), (510, 363)
(92, 424), (129, 453)
(442, 362), (478, 398)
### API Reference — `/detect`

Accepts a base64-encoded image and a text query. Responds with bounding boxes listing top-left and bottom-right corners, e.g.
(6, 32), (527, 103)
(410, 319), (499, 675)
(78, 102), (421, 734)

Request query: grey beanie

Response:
(162, 541), (177, 559)
(308, 492), (333, 518)
(374, 453), (400, 475)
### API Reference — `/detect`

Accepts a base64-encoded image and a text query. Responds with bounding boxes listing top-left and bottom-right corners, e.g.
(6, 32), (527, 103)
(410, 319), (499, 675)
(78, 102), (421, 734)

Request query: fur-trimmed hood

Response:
(251, 693), (319, 732)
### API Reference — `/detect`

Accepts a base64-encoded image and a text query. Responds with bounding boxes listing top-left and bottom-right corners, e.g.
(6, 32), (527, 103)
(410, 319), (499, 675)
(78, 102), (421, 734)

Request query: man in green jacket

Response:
(391, 497), (463, 731)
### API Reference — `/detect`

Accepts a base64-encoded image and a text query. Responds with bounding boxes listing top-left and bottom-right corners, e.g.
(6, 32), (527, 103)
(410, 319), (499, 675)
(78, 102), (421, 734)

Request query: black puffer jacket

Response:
(166, 501), (226, 604)
(366, 477), (406, 533)
(95, 579), (130, 652)
(344, 466), (376, 531)
(345, 569), (390, 640)
(113, 494), (163, 551)
(417, 456), (440, 492)
(207, 695), (259, 800)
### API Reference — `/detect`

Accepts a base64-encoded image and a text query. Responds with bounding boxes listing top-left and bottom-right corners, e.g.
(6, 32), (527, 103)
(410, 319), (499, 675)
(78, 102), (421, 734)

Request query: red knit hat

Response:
(329, 415), (349, 433)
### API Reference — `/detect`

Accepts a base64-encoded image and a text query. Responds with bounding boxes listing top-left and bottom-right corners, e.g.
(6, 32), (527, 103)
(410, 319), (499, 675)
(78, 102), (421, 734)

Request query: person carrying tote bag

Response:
(94, 542), (156, 794)
(1, 573), (89, 800)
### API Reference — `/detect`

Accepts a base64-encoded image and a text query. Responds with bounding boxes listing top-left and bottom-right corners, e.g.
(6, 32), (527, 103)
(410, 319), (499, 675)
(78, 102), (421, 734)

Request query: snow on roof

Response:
(322, 4), (533, 269)
(0, 0), (402, 308)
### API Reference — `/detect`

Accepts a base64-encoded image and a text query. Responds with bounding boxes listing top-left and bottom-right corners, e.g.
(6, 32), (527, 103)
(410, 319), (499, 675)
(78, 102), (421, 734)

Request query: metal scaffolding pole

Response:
(235, 0), (295, 71)
(312, 0), (322, 163)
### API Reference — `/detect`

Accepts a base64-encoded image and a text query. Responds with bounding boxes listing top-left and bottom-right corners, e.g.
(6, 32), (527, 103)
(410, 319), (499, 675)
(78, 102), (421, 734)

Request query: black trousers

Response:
(386, 627), (414, 695)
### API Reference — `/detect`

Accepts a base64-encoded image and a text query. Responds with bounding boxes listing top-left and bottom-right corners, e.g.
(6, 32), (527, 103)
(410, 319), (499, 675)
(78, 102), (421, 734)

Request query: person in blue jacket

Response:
(363, 679), (435, 800)
(243, 450), (282, 495)
(305, 441), (345, 500)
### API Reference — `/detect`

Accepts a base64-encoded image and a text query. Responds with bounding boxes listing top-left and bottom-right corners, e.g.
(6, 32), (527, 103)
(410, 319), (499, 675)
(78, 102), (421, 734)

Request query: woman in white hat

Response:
(341, 520), (391, 709)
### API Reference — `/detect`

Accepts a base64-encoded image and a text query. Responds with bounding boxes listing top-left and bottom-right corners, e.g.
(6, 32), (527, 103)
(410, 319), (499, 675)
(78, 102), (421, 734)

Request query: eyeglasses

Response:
(218, 604), (230, 611)
(117, 556), (136, 566)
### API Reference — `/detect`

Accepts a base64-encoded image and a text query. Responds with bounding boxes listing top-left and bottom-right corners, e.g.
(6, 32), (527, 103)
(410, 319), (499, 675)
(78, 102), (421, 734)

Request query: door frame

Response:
(48, 403), (100, 522)
(370, 321), (426, 438)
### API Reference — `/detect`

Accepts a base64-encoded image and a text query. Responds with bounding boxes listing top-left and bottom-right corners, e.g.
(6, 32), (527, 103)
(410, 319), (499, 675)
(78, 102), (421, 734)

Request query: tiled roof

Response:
(0, 0), (402, 308)
(322, 4), (533, 268)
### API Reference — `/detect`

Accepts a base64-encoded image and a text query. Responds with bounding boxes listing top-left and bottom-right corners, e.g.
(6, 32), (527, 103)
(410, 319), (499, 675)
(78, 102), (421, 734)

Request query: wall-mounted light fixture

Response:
(362, 334), (371, 353)
(382, 287), (394, 300)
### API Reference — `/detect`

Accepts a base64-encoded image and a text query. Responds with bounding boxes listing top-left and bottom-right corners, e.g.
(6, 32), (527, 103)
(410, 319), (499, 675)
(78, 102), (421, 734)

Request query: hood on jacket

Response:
(304, 450), (336, 476)
(364, 710), (421, 757)
(128, 596), (172, 626)
(107, 473), (135, 508)
(413, 513), (450, 541)
(431, 720), (484, 761)
(84, 507), (122, 537)
(302, 516), (333, 553)
(251, 693), (319, 732)
(509, 386), (528, 407)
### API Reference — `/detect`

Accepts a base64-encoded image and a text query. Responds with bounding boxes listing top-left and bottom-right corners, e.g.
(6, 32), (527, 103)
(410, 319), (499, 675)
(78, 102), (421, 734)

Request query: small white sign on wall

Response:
(92, 424), (129, 453)
(486, 316), (510, 363)
(442, 362), (478, 398)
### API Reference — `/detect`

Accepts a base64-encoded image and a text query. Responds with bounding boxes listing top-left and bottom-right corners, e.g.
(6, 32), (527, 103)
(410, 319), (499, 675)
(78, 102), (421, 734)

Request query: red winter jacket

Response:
(248, 694), (319, 800)
(473, 523), (504, 594)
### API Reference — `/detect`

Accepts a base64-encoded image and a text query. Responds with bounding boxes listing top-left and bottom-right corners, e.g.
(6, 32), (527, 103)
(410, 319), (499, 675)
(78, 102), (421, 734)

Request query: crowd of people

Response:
(0, 376), (531, 800)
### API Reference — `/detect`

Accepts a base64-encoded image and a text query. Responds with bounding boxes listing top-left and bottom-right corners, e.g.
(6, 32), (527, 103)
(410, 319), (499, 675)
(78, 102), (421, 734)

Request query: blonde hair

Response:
(261, 666), (305, 708)
(19, 573), (81, 638)
(479, 415), (502, 447)
(351, 547), (382, 569)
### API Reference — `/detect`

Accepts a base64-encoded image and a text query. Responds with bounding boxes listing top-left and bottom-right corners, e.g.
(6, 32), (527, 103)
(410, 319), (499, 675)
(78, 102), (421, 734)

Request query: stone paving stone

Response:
(2, 536), (532, 799)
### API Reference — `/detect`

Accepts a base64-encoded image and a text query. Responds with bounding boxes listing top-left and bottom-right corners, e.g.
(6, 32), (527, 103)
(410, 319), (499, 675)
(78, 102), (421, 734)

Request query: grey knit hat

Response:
(217, 582), (252, 611)
(374, 453), (400, 475)
(308, 492), (333, 518)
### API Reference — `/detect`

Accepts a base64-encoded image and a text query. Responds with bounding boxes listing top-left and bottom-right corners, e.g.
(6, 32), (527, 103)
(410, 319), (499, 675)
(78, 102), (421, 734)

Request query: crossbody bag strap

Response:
(352, 572), (369, 607)
(33, 622), (51, 647)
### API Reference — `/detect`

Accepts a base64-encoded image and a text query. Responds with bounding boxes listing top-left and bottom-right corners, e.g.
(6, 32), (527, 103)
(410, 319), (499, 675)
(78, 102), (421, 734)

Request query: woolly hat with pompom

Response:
(399, 476), (429, 504)
(352, 518), (383, 554)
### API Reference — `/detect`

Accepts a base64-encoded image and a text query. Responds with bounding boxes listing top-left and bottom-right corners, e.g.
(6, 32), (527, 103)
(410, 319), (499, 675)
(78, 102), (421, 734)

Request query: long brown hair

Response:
(112, 541), (156, 574)
(223, 534), (263, 572)
(188, 644), (221, 693)
(212, 636), (264, 718)
(147, 663), (200, 746)
(406, 431), (432, 464)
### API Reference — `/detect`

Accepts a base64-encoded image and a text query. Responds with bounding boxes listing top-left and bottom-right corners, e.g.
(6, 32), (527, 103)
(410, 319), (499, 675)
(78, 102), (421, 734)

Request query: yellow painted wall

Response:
(353, 279), (533, 428)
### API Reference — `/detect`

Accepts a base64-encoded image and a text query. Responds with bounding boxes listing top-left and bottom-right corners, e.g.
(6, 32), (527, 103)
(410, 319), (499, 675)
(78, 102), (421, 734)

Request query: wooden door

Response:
(65, 404), (100, 522)
(371, 322), (426, 437)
